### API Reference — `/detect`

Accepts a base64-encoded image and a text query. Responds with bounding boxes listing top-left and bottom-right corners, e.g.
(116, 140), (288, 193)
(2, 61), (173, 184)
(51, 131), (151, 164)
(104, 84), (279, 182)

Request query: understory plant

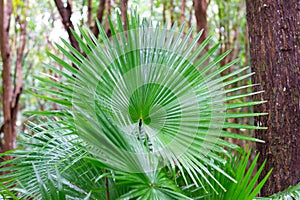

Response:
(0, 11), (299, 200)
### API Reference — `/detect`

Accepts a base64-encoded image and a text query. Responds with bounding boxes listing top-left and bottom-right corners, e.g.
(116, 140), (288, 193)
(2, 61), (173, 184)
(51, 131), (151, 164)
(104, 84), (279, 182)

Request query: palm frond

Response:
(0, 120), (109, 199)
(28, 10), (266, 191)
(1, 10), (270, 198)
(255, 182), (300, 200)
(183, 149), (272, 200)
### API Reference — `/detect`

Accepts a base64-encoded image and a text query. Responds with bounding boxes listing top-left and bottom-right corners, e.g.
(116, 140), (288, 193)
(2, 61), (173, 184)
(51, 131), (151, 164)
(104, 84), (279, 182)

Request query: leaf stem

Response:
(104, 169), (110, 200)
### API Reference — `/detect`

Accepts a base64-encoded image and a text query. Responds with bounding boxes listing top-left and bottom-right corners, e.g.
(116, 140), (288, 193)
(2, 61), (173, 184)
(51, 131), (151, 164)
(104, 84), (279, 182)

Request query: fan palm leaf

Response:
(0, 10), (269, 198)
(67, 11), (265, 190)
(0, 120), (111, 199)
(35, 10), (264, 189)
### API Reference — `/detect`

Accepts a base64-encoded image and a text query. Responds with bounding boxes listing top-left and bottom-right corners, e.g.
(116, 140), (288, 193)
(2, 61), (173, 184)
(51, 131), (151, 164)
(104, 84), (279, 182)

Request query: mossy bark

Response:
(246, 0), (300, 196)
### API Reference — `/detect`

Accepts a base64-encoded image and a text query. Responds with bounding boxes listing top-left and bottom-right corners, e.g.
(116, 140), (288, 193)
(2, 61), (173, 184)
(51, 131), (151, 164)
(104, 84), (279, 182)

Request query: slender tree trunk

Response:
(181, 0), (185, 25)
(120, 0), (128, 30)
(103, 169), (110, 200)
(246, 0), (300, 196)
(105, 0), (111, 37)
(218, 1), (240, 135)
(193, 0), (208, 45)
(54, 0), (80, 52)
(0, 0), (14, 152)
(162, 0), (166, 24)
(170, 0), (175, 25)
(87, 0), (92, 27)
(92, 0), (106, 37)
(188, 7), (192, 28)
(0, 0), (27, 155)
(12, 8), (28, 141)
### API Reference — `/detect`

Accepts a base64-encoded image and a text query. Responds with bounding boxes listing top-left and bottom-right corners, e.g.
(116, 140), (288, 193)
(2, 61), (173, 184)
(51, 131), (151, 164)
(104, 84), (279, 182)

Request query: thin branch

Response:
(104, 169), (110, 200)
(54, 0), (80, 53)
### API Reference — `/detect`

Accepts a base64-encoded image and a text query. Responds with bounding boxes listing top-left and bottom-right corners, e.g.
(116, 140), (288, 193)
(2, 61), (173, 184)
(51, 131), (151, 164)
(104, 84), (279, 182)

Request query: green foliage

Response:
(184, 149), (272, 200)
(0, 11), (272, 199)
(255, 182), (300, 200)
(0, 120), (108, 199)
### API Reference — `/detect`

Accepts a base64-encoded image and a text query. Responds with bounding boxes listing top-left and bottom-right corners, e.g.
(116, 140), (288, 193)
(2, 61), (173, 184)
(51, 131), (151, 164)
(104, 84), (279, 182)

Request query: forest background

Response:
(0, 0), (299, 198)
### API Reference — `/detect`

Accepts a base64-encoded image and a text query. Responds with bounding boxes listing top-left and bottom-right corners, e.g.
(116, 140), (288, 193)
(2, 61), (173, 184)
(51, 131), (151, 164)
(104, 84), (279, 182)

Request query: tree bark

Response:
(105, 0), (111, 34)
(193, 0), (208, 45)
(246, 0), (300, 196)
(0, 0), (27, 154)
(170, 0), (175, 25)
(0, 0), (14, 152)
(87, 0), (92, 27)
(181, 0), (185, 25)
(12, 8), (28, 144)
(92, 0), (106, 37)
(120, 0), (128, 30)
(188, 7), (192, 28)
(54, 0), (80, 52)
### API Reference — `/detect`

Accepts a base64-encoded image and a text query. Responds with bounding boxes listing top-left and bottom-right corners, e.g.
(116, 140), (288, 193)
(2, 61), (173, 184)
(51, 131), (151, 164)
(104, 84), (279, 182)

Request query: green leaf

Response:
(255, 182), (300, 200)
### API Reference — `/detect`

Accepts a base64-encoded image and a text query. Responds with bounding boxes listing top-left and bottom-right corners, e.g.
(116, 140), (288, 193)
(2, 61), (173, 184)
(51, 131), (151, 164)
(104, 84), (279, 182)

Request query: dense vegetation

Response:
(0, 0), (299, 199)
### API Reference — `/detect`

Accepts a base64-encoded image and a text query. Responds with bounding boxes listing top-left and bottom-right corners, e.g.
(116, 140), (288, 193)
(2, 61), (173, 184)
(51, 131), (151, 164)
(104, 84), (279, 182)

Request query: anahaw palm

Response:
(0, 11), (286, 199)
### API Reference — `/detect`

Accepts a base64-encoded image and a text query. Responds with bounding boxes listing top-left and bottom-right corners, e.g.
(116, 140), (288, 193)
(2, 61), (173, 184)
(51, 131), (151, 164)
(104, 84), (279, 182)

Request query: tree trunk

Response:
(218, 1), (240, 135)
(181, 0), (185, 25)
(87, 0), (92, 27)
(170, 0), (175, 25)
(105, 0), (111, 38)
(0, 0), (27, 155)
(105, 0), (111, 28)
(120, 0), (128, 30)
(246, 0), (300, 196)
(193, 0), (208, 45)
(92, 0), (106, 37)
(0, 0), (14, 152)
(188, 7), (192, 28)
(12, 7), (28, 145)
(54, 0), (80, 53)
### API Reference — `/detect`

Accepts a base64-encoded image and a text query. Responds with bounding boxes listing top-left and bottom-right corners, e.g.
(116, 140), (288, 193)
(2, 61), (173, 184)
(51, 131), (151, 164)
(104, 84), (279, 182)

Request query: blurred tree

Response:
(54, 0), (80, 52)
(0, 0), (13, 152)
(105, 0), (111, 36)
(246, 0), (300, 196)
(211, 0), (250, 138)
(181, 0), (185, 24)
(170, 0), (174, 25)
(162, 0), (166, 23)
(54, 0), (109, 43)
(121, 0), (128, 29)
(87, 0), (93, 27)
(92, 0), (106, 37)
(0, 0), (28, 154)
(193, 0), (208, 45)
